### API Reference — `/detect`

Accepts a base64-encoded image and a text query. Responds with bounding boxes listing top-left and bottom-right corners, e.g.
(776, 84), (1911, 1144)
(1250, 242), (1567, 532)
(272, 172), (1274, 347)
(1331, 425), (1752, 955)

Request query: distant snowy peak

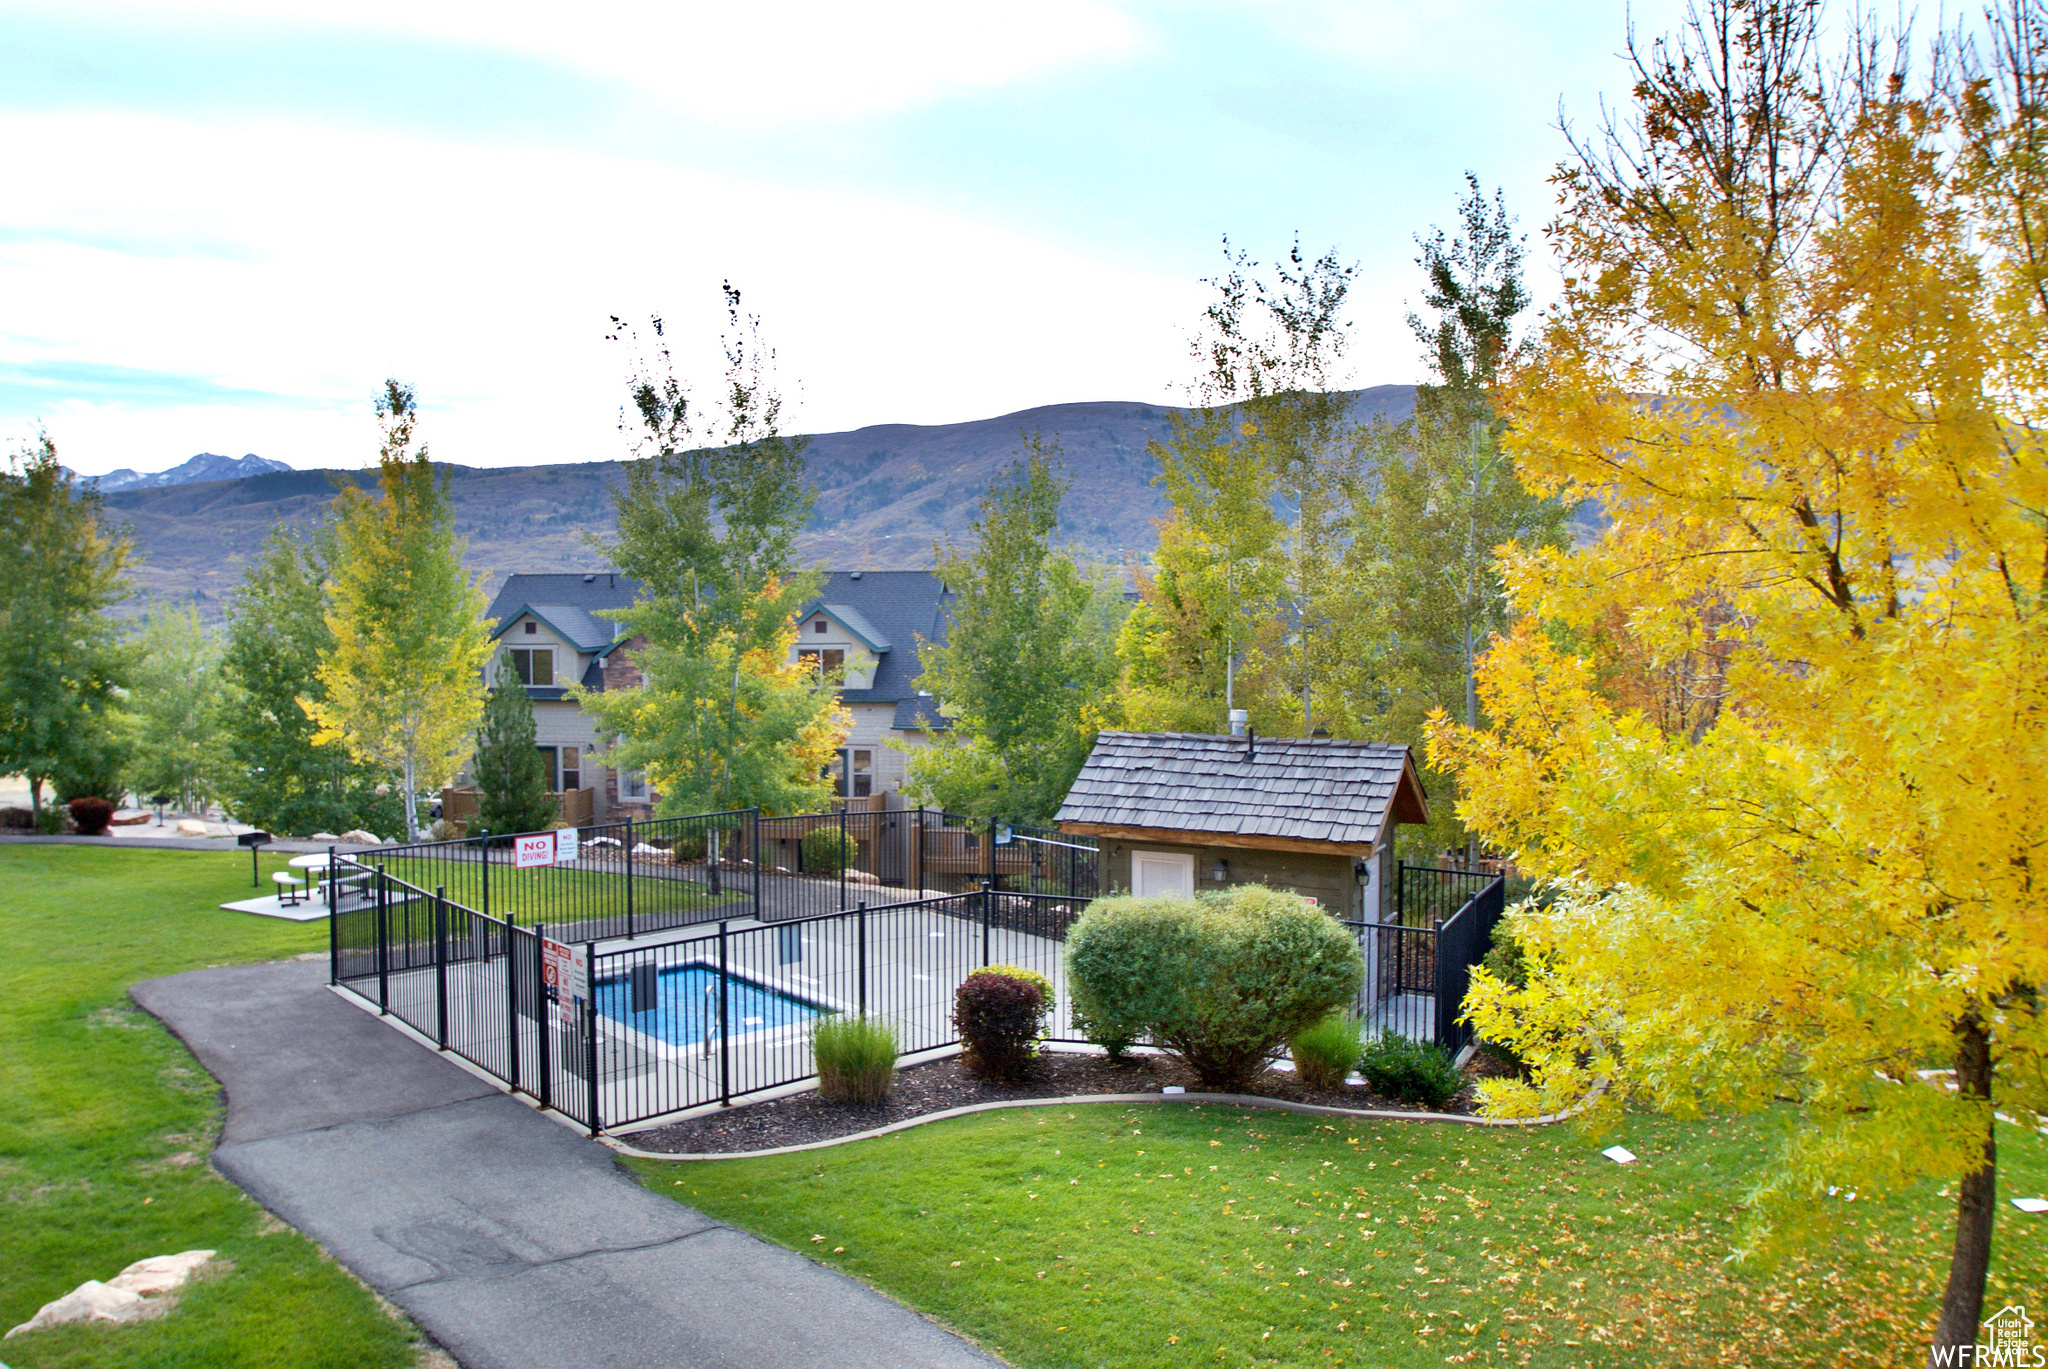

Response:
(90, 452), (291, 491)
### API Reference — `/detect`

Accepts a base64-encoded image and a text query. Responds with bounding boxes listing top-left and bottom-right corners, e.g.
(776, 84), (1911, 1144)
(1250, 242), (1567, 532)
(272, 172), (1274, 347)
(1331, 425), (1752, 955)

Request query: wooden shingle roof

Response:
(1055, 731), (1428, 853)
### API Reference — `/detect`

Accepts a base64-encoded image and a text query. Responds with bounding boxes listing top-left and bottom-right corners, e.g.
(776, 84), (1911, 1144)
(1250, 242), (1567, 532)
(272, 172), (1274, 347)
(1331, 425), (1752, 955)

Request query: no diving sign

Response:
(540, 935), (588, 1024)
(514, 829), (582, 869)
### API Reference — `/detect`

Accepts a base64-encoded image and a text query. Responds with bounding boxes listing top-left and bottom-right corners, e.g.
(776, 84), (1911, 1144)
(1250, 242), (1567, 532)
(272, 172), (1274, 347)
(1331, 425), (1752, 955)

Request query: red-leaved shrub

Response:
(67, 796), (115, 836)
(952, 970), (1047, 1081)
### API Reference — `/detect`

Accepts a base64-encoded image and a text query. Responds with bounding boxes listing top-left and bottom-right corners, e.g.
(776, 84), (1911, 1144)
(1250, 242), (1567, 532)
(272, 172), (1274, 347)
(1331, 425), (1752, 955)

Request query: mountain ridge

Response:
(81, 451), (292, 492)
(97, 388), (1419, 613)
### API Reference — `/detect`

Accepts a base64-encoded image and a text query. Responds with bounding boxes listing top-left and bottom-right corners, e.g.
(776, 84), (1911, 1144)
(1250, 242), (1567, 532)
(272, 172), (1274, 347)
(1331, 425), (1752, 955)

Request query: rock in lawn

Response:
(174, 819), (209, 837)
(109, 1250), (217, 1296)
(5, 1250), (215, 1338)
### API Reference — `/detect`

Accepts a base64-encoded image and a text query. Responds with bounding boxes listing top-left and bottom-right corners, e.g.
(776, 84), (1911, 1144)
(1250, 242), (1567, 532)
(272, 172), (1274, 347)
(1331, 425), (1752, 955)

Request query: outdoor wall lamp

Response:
(1211, 857), (1229, 882)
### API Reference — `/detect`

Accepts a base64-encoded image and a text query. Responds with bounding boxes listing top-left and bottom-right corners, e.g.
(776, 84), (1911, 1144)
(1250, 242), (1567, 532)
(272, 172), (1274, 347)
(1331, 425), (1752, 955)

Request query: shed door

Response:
(1132, 850), (1195, 899)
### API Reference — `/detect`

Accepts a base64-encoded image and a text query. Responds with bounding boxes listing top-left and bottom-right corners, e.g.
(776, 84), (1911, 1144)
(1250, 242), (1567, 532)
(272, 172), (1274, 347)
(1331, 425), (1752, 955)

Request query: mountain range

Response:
(83, 451), (292, 493)
(95, 387), (1420, 613)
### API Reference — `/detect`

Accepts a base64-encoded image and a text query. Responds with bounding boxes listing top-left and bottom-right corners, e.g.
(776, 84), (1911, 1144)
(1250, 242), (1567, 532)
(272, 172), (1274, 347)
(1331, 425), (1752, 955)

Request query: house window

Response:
(524, 620), (537, 635)
(561, 746), (580, 791)
(812, 618), (827, 633)
(535, 745), (557, 791)
(845, 748), (872, 797)
(509, 648), (553, 686)
(799, 648), (845, 678)
(621, 770), (647, 800)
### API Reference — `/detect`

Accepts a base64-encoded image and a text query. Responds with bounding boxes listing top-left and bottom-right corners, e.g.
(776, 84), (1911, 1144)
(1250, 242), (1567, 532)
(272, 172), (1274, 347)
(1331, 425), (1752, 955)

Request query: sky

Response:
(0, 1), (1684, 476)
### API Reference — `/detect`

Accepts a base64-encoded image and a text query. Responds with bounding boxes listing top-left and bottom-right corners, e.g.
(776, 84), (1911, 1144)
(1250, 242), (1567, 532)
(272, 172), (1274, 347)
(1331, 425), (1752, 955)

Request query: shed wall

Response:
(1098, 839), (1385, 919)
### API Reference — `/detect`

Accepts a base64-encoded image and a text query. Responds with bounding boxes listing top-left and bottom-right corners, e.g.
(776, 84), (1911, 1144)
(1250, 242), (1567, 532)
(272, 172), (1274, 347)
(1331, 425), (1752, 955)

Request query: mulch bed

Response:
(623, 1047), (1521, 1155)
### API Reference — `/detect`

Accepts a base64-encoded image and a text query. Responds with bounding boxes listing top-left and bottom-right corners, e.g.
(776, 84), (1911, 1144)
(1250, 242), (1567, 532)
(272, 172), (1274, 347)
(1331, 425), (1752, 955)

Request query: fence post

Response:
(751, 809), (762, 923)
(1432, 916), (1449, 1046)
(375, 865), (389, 1015)
(434, 886), (449, 1049)
(585, 949), (602, 1137)
(480, 831), (491, 921)
(915, 807), (925, 895)
(506, 921), (521, 1096)
(857, 900), (868, 1016)
(980, 879), (992, 968)
(326, 846), (339, 986)
(986, 817), (995, 889)
(717, 921), (732, 1106)
(839, 808), (848, 913)
(624, 816), (635, 940)
(535, 922), (552, 1111)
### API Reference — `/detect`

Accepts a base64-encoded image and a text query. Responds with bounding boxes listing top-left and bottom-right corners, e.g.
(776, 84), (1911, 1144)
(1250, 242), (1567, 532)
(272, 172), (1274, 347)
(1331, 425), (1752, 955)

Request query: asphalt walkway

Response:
(132, 959), (1002, 1369)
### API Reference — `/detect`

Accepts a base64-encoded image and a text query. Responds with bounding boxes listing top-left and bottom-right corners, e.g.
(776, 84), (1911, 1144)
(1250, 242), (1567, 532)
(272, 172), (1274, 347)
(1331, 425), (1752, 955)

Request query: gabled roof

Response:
(487, 603), (621, 654)
(796, 571), (952, 703)
(483, 568), (953, 703)
(801, 603), (892, 653)
(1054, 731), (1429, 852)
(484, 573), (635, 649)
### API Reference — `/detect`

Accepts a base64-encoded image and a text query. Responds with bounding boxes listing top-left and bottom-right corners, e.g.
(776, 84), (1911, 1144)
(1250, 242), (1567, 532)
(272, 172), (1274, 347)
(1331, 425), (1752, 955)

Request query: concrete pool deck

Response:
(131, 958), (1004, 1369)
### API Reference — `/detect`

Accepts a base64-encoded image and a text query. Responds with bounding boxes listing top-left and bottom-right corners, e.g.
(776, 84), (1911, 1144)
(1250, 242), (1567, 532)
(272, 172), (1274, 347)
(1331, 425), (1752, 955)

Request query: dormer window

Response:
(524, 621), (537, 634)
(799, 648), (844, 678)
(508, 648), (554, 686)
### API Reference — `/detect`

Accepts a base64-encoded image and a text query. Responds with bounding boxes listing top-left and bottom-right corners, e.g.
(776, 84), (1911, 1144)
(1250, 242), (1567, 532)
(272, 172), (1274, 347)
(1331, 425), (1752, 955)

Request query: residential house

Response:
(476, 569), (953, 822)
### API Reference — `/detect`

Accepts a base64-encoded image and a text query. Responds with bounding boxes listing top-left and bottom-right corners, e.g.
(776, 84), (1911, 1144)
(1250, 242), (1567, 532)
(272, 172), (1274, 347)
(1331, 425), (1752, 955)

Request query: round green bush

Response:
(1356, 1030), (1465, 1107)
(1064, 885), (1364, 1090)
(800, 825), (848, 876)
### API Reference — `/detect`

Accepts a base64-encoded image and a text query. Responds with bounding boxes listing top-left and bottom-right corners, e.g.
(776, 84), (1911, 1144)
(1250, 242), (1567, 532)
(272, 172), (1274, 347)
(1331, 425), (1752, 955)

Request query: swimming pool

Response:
(593, 963), (821, 1047)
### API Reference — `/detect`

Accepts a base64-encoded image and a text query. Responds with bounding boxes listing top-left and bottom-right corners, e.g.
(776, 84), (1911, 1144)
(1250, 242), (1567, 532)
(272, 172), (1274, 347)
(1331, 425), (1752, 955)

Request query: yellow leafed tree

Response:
(1427, 4), (2048, 1356)
(305, 381), (491, 841)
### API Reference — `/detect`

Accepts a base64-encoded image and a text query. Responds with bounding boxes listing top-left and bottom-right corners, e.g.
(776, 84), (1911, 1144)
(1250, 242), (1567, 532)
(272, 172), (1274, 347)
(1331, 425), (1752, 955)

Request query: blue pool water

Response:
(594, 964), (821, 1047)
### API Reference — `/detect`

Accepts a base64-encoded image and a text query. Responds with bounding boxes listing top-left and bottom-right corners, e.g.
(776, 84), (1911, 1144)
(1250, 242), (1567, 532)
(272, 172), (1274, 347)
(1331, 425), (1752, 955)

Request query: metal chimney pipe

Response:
(1227, 708), (1248, 737)
(1246, 726), (1256, 762)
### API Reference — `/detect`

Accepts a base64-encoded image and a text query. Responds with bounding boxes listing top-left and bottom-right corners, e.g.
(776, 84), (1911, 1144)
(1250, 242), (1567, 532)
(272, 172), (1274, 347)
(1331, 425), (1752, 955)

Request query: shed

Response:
(1054, 731), (1429, 921)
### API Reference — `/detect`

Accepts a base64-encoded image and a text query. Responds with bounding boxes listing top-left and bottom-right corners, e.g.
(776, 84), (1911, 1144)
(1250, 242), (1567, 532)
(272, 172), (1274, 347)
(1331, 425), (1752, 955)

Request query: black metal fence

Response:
(331, 820), (1505, 1133)
(1347, 866), (1508, 1054)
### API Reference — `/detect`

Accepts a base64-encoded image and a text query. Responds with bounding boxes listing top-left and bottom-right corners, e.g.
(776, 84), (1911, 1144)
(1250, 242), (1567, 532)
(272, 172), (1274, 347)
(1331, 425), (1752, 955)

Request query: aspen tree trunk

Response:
(1930, 1016), (1995, 1365)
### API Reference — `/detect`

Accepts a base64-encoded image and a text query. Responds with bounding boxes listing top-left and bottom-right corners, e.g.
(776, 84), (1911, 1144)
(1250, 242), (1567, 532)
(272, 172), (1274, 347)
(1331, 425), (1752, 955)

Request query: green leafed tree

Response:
(217, 527), (401, 837)
(303, 382), (492, 841)
(0, 435), (136, 817)
(473, 655), (559, 836)
(578, 289), (846, 816)
(127, 604), (227, 815)
(1338, 176), (1567, 858)
(904, 438), (1127, 824)
(1121, 239), (1363, 738)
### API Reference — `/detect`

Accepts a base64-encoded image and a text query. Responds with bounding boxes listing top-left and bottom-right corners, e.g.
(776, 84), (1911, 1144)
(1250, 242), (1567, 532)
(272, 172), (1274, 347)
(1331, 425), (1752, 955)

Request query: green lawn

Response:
(0, 844), (423, 1369)
(636, 1099), (2048, 1367)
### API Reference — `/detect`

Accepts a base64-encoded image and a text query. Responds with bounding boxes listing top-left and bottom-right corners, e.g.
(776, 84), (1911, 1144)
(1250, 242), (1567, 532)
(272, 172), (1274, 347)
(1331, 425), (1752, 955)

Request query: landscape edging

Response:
(605, 1083), (1604, 1163)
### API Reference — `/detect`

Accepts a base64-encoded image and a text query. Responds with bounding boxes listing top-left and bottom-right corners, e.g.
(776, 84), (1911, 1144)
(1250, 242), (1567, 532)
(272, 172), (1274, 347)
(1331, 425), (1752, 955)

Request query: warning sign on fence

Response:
(514, 833), (556, 869)
(540, 935), (588, 1025)
(555, 827), (579, 863)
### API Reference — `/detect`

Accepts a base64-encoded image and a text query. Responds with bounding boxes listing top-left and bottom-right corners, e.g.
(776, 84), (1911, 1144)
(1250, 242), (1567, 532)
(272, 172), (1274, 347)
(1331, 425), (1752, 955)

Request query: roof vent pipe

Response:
(1227, 708), (1248, 737)
(1246, 726), (1256, 763)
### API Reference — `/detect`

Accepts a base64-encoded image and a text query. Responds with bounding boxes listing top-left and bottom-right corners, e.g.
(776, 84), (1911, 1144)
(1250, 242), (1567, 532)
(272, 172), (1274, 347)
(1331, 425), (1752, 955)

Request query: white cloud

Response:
(55, 0), (1146, 123)
(0, 110), (1203, 473)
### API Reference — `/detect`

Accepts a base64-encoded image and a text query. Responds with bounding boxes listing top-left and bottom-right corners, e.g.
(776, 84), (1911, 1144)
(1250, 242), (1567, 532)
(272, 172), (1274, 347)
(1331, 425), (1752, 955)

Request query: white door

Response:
(1132, 850), (1196, 899)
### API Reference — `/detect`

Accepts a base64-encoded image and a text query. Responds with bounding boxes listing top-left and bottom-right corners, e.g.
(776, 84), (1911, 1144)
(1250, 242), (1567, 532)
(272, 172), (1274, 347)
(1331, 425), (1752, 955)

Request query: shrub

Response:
(1, 806), (35, 830)
(1073, 1002), (1141, 1061)
(953, 970), (1047, 1081)
(1356, 1030), (1465, 1108)
(800, 825), (847, 876)
(980, 963), (1053, 1011)
(1288, 1010), (1363, 1090)
(67, 796), (115, 836)
(34, 803), (67, 835)
(1065, 884), (1364, 1090)
(813, 1014), (898, 1105)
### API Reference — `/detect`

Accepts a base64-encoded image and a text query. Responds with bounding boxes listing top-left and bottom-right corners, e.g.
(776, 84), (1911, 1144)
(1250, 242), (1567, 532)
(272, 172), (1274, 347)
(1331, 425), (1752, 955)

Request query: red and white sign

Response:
(555, 827), (580, 863)
(540, 935), (588, 1024)
(514, 833), (556, 869)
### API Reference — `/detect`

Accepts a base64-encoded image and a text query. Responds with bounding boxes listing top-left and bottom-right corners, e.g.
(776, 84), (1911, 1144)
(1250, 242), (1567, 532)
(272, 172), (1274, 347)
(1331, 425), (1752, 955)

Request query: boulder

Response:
(7, 1280), (153, 1337)
(109, 1250), (217, 1297)
(309, 831), (341, 842)
(338, 830), (385, 845)
(174, 819), (209, 837)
